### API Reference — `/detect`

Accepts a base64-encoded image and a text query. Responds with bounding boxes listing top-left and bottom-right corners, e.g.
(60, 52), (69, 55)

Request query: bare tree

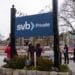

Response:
(59, 0), (75, 32)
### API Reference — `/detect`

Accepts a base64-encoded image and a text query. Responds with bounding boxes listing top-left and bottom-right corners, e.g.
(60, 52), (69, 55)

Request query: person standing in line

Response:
(64, 44), (69, 64)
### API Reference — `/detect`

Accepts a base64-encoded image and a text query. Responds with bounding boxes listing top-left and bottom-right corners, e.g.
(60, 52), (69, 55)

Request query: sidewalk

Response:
(68, 60), (75, 75)
(62, 59), (75, 75)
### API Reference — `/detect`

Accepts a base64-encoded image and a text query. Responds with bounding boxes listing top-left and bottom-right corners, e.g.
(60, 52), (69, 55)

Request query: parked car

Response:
(41, 46), (54, 61)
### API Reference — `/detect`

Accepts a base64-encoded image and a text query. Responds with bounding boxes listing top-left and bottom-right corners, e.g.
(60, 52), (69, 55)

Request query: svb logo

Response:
(17, 21), (34, 31)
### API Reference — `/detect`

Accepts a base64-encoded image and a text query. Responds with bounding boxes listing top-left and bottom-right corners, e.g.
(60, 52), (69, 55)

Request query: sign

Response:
(15, 12), (53, 37)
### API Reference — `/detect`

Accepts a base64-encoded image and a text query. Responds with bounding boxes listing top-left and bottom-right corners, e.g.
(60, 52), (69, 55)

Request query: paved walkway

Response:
(68, 60), (75, 75)
(62, 59), (75, 75)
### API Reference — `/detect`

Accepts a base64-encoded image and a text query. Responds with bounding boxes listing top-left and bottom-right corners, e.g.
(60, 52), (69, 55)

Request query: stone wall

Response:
(0, 68), (72, 75)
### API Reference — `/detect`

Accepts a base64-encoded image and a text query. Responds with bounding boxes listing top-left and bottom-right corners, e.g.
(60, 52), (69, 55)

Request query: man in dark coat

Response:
(64, 44), (69, 64)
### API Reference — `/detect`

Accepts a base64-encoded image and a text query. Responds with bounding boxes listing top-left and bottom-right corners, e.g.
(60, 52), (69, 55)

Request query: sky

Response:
(0, 0), (64, 40)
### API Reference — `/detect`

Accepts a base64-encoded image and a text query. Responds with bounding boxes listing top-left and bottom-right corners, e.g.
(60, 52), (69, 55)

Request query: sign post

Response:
(53, 0), (60, 67)
(10, 5), (17, 58)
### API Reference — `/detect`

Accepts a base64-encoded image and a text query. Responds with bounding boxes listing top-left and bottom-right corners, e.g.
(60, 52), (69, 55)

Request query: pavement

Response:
(61, 59), (75, 75)
(68, 60), (75, 75)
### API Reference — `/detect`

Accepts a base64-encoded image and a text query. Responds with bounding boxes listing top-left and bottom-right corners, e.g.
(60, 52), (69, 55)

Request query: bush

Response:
(37, 57), (53, 71)
(2, 64), (9, 68)
(31, 66), (38, 70)
(3, 56), (27, 69)
(59, 64), (70, 72)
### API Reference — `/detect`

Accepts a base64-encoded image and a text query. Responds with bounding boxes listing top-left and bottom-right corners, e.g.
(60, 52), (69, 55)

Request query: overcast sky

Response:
(0, 0), (64, 40)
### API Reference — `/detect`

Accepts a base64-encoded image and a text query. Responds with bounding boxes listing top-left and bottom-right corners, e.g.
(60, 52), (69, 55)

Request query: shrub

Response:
(31, 66), (38, 70)
(2, 64), (9, 68)
(37, 57), (53, 71)
(3, 56), (27, 69)
(59, 64), (70, 72)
